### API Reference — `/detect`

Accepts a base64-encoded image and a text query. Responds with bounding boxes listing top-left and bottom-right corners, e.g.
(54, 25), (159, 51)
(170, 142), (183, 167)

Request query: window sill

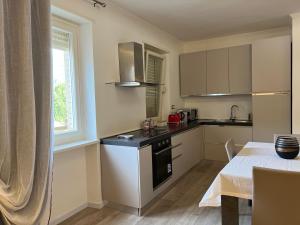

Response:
(54, 139), (99, 154)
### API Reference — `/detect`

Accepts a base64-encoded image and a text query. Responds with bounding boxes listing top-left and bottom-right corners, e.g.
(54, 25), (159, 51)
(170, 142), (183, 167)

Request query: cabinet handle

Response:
(172, 143), (183, 149)
(154, 143), (183, 156)
(154, 146), (173, 155)
(205, 142), (245, 146)
(205, 141), (225, 145)
(172, 153), (183, 161)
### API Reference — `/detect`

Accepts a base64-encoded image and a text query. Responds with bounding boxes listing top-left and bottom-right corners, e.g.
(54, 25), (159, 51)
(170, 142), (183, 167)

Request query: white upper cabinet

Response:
(180, 51), (206, 96)
(229, 45), (252, 94)
(206, 48), (229, 94)
(252, 35), (291, 93)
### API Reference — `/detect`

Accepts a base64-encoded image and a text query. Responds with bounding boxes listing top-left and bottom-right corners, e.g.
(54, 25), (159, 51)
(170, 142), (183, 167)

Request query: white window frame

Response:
(52, 16), (86, 146)
(145, 50), (166, 121)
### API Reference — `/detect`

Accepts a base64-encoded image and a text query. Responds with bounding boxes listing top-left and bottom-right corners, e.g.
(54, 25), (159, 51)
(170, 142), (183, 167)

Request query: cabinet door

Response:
(184, 127), (203, 168)
(204, 143), (228, 162)
(101, 145), (140, 208)
(172, 130), (189, 175)
(139, 145), (154, 208)
(171, 127), (203, 175)
(229, 45), (252, 93)
(205, 126), (253, 145)
(172, 146), (184, 181)
(180, 51), (206, 96)
(252, 35), (291, 92)
(204, 126), (253, 162)
(252, 94), (291, 142)
(207, 48), (229, 94)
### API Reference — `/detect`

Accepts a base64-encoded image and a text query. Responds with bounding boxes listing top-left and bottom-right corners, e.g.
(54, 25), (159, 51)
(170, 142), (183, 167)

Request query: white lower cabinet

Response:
(171, 127), (204, 179)
(101, 145), (141, 208)
(139, 145), (153, 208)
(101, 126), (204, 213)
(101, 125), (252, 213)
(204, 126), (253, 162)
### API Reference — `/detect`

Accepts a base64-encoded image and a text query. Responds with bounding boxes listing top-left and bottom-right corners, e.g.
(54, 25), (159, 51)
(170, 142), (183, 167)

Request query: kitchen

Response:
(99, 31), (290, 216)
(2, 1), (300, 225)
(49, 0), (298, 224)
(52, 1), (296, 224)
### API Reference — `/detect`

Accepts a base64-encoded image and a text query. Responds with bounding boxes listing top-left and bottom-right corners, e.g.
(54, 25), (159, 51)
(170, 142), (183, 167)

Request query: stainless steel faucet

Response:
(230, 105), (239, 121)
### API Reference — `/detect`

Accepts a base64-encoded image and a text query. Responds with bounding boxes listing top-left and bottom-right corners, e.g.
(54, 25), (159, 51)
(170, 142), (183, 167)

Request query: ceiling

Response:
(110, 0), (300, 41)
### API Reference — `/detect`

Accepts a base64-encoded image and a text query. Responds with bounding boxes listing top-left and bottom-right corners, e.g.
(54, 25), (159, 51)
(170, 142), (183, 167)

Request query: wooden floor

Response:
(59, 160), (251, 225)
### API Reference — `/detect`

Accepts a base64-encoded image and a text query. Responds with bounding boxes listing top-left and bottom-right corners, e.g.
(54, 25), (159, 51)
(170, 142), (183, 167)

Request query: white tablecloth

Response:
(199, 142), (300, 207)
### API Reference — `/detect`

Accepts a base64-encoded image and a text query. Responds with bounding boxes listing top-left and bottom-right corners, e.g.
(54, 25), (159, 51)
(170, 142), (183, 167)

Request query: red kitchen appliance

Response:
(168, 113), (181, 124)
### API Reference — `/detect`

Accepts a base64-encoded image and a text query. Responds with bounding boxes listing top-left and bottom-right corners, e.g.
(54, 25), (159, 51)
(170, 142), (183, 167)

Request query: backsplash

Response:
(184, 96), (252, 120)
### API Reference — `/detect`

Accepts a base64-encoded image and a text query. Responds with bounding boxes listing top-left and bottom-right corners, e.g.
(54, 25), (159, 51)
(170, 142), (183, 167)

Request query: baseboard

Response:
(87, 201), (105, 209)
(49, 201), (105, 225)
(49, 203), (88, 225)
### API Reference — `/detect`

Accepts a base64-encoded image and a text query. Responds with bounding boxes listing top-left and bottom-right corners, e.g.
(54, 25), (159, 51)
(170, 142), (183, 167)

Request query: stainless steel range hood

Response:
(107, 42), (160, 87)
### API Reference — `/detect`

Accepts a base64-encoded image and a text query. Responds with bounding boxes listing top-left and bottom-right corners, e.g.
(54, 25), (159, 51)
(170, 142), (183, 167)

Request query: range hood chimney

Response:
(107, 42), (160, 87)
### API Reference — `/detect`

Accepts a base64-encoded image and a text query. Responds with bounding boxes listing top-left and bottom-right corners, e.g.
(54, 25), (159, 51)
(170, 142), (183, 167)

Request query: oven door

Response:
(152, 146), (172, 189)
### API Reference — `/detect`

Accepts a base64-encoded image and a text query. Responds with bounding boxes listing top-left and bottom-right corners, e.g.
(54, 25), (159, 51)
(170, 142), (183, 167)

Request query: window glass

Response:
(52, 28), (77, 134)
(146, 54), (163, 118)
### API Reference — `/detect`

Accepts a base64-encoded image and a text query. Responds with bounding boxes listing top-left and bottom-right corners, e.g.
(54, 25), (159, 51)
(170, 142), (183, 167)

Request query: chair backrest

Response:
(225, 138), (236, 161)
(253, 167), (300, 225)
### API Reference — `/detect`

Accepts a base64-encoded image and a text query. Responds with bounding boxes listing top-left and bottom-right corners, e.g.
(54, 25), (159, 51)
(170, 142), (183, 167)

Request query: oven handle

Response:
(154, 143), (182, 156)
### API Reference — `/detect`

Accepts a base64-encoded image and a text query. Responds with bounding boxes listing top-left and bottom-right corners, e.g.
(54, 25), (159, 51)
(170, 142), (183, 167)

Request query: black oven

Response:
(152, 136), (172, 189)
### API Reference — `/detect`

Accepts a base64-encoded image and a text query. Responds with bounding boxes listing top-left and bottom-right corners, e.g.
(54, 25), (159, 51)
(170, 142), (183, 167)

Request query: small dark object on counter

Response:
(117, 135), (134, 139)
(275, 136), (299, 159)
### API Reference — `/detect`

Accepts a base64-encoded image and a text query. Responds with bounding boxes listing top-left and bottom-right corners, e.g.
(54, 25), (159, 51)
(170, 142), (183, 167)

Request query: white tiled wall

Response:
(184, 96), (252, 120)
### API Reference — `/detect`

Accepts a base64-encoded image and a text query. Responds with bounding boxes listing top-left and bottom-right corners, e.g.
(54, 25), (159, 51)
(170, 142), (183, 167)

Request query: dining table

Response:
(199, 141), (300, 225)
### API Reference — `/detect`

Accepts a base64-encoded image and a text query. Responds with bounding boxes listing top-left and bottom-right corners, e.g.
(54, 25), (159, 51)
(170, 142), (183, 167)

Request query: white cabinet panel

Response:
(172, 151), (184, 181)
(204, 126), (253, 162)
(229, 45), (252, 94)
(204, 143), (228, 162)
(207, 48), (229, 94)
(180, 51), (206, 96)
(205, 126), (253, 145)
(139, 146), (153, 208)
(252, 35), (291, 93)
(184, 127), (203, 168)
(171, 127), (204, 176)
(101, 145), (140, 208)
(252, 94), (291, 142)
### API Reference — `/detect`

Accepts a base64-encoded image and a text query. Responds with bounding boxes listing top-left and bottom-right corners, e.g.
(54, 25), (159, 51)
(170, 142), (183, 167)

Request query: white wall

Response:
(292, 13), (300, 133)
(51, 0), (183, 138)
(185, 96), (252, 120)
(50, 0), (183, 223)
(183, 26), (291, 53)
(183, 27), (291, 119)
(52, 148), (87, 223)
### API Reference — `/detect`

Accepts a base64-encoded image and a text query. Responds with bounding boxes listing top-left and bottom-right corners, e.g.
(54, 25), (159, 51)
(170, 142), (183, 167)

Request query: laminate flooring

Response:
(59, 160), (251, 225)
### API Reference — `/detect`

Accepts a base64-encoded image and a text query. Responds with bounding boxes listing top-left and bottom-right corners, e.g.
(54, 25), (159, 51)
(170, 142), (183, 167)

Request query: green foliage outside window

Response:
(54, 84), (67, 123)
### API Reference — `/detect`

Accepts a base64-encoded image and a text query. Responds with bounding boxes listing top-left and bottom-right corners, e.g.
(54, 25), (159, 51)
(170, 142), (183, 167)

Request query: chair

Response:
(225, 138), (239, 161)
(226, 139), (252, 207)
(252, 167), (300, 225)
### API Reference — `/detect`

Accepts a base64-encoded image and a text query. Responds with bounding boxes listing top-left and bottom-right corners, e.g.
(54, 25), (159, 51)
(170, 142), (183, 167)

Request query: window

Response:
(51, 17), (85, 145)
(51, 12), (97, 148)
(52, 27), (77, 134)
(145, 51), (165, 118)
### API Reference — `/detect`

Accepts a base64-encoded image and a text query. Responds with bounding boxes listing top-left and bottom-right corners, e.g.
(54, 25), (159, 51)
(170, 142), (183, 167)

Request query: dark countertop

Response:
(100, 119), (252, 148)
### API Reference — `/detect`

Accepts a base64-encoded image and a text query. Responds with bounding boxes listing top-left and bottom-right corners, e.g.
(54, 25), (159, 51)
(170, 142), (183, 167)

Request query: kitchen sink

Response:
(215, 119), (251, 123)
(200, 119), (253, 126)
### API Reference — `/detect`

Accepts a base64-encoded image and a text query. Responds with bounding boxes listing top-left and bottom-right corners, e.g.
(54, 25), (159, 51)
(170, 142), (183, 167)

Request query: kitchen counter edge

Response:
(100, 120), (252, 148)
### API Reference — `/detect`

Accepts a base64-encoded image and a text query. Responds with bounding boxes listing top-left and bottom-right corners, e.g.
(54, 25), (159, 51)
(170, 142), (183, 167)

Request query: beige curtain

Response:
(0, 0), (52, 224)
